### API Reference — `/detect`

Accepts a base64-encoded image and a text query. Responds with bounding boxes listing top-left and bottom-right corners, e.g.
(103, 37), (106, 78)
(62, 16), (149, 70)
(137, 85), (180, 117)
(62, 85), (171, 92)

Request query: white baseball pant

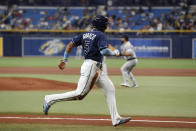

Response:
(45, 59), (120, 125)
(121, 59), (138, 86)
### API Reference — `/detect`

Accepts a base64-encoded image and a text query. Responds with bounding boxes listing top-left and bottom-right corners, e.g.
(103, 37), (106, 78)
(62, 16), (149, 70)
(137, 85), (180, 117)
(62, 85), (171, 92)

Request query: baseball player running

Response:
(120, 35), (138, 88)
(43, 15), (131, 126)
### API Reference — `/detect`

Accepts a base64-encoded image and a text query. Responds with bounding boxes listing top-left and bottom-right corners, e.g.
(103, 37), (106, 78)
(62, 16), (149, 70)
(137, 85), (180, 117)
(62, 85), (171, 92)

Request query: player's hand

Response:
(108, 44), (116, 51)
(113, 49), (120, 56)
(120, 51), (126, 56)
(58, 60), (66, 70)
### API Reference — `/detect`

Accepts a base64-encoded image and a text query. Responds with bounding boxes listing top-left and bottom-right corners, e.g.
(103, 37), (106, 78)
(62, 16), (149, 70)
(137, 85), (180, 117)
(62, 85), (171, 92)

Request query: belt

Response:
(127, 57), (136, 61)
(96, 62), (102, 69)
(85, 59), (102, 69)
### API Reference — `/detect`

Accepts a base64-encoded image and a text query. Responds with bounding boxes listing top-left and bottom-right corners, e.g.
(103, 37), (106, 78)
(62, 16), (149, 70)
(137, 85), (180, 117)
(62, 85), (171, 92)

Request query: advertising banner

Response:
(108, 38), (172, 58)
(22, 37), (76, 56)
(0, 37), (3, 56)
(193, 39), (196, 58)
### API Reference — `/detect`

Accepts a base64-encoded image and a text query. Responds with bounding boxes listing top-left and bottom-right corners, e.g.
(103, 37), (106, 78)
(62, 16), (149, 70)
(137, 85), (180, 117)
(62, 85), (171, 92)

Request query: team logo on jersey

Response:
(39, 39), (65, 56)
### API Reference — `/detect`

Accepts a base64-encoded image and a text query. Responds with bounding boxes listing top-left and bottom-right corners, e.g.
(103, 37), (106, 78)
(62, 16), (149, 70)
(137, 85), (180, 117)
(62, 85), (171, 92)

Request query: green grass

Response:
(0, 124), (195, 131)
(0, 74), (196, 117)
(0, 57), (196, 69)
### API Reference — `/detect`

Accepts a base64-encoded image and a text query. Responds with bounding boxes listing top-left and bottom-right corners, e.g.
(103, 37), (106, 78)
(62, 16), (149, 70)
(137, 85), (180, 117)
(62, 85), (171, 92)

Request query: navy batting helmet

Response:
(122, 35), (129, 41)
(92, 15), (108, 31)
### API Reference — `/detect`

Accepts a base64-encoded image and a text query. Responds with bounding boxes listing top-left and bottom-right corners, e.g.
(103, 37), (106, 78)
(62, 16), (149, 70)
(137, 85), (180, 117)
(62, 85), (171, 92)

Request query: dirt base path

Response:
(0, 77), (77, 91)
(0, 114), (196, 128)
(0, 67), (196, 76)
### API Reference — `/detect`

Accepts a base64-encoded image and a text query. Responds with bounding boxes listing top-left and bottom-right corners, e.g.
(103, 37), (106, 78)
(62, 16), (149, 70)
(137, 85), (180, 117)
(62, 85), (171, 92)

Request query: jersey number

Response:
(84, 40), (90, 55)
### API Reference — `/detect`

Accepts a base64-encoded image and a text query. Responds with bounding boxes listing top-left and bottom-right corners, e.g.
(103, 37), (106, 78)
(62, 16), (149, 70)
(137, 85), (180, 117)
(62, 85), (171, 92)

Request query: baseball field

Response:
(0, 57), (196, 131)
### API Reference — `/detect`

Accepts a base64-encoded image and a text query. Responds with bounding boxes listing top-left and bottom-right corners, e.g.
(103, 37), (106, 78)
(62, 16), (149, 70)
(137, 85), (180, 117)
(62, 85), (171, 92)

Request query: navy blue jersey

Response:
(72, 29), (108, 63)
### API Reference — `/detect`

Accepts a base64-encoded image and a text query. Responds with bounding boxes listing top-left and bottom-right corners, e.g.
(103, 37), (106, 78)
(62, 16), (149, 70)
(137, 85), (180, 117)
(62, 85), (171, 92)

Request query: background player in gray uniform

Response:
(120, 35), (138, 88)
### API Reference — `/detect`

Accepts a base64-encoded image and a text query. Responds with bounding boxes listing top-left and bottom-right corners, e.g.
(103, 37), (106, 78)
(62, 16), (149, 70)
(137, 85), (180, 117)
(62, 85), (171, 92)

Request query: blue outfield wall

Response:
(193, 39), (196, 58)
(3, 34), (22, 56)
(1, 34), (195, 58)
(172, 35), (193, 58)
(22, 37), (171, 58)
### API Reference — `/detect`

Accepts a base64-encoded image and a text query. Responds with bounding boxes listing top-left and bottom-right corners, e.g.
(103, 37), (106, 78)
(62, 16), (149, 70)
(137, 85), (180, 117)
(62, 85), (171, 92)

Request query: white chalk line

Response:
(0, 116), (196, 124)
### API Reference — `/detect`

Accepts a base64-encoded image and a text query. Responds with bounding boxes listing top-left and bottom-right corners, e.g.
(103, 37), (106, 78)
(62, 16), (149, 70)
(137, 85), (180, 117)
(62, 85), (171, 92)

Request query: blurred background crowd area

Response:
(0, 0), (196, 31)
(0, 0), (194, 7)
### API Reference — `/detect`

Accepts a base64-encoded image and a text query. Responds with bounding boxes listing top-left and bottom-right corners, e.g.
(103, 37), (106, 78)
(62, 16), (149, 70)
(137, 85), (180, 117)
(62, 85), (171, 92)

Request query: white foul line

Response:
(0, 116), (196, 124)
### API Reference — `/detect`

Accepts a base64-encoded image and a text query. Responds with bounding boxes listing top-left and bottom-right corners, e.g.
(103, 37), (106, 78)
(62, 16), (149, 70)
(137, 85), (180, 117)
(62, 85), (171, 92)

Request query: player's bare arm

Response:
(65, 41), (74, 53)
(58, 41), (74, 70)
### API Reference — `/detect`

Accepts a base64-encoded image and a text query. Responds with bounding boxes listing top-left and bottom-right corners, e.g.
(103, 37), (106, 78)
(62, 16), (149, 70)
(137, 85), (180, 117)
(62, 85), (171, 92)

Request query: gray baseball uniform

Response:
(120, 41), (138, 87)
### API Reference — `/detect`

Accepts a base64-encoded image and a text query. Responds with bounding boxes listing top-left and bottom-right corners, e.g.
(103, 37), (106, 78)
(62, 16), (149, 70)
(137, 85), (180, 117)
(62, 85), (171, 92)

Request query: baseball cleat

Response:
(114, 117), (131, 127)
(132, 84), (139, 88)
(43, 97), (51, 115)
(120, 83), (131, 87)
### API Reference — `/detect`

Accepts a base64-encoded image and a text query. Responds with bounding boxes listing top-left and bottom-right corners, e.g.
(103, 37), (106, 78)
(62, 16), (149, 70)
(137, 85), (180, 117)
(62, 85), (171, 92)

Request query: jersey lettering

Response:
(83, 33), (96, 40)
(72, 29), (106, 62)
